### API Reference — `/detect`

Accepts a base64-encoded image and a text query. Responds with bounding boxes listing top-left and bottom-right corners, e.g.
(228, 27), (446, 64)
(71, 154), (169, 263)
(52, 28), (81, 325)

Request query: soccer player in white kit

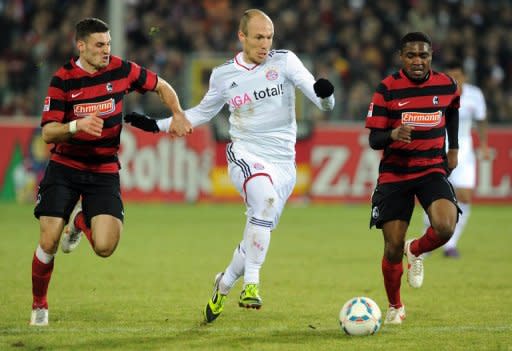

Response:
(124, 9), (335, 322)
(424, 61), (490, 258)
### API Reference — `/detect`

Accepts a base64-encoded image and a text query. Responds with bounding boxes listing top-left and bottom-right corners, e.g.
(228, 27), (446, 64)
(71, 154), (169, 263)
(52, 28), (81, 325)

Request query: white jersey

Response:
(457, 83), (486, 152)
(448, 83), (486, 188)
(177, 50), (334, 162)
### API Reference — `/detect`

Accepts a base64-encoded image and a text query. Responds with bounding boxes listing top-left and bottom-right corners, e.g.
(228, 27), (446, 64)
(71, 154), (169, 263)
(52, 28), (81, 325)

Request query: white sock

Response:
(219, 217), (254, 294)
(244, 223), (271, 286)
(220, 241), (246, 295)
(445, 202), (470, 250)
(35, 245), (54, 264)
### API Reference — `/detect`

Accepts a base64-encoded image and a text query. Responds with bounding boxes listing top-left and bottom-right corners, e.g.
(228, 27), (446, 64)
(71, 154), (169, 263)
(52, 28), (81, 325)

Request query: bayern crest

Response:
(265, 69), (279, 81)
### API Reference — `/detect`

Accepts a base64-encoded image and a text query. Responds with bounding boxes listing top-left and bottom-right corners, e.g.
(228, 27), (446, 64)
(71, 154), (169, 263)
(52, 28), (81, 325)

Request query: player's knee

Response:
(384, 240), (404, 262)
(39, 230), (60, 253)
(92, 233), (119, 258)
(433, 221), (456, 240)
(95, 250), (113, 258)
(39, 237), (59, 254)
(432, 217), (456, 239)
(94, 245), (116, 258)
(252, 194), (278, 221)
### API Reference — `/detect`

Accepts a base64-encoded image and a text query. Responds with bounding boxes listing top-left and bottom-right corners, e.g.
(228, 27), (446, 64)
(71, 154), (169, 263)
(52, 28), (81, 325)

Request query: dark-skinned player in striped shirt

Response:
(365, 32), (461, 325)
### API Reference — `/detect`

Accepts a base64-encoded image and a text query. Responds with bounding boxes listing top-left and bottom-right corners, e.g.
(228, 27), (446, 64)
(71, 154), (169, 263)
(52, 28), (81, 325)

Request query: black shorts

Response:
(369, 172), (459, 229)
(34, 161), (124, 226)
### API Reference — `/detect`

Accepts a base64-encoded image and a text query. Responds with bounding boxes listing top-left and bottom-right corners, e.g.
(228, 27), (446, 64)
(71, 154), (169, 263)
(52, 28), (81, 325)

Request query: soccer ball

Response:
(339, 296), (382, 336)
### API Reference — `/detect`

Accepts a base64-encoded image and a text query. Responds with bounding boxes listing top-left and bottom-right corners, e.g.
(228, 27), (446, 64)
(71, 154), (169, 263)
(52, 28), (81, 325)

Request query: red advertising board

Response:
(1, 120), (511, 203)
(309, 125), (377, 202)
(120, 125), (214, 202)
(308, 124), (512, 203)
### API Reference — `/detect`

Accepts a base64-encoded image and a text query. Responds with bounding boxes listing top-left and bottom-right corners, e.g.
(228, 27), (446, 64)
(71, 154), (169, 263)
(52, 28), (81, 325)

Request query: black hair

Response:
(399, 32), (432, 51)
(75, 18), (109, 41)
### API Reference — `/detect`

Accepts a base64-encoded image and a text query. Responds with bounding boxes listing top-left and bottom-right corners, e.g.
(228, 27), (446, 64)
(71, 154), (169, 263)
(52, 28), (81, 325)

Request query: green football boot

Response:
(238, 284), (262, 309)
(204, 272), (227, 323)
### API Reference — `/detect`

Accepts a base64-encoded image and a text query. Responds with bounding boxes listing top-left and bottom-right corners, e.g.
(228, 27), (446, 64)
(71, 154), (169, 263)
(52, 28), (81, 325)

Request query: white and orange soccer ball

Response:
(339, 296), (382, 336)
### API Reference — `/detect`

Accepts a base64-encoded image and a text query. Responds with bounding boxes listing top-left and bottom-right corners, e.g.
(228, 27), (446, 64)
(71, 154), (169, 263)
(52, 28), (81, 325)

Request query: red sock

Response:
(75, 212), (94, 247)
(382, 256), (403, 307)
(410, 227), (449, 256)
(32, 253), (54, 309)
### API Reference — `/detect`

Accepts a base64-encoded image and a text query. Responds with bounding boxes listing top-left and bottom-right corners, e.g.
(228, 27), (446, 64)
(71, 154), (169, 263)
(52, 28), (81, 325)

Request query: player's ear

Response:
(238, 30), (245, 43)
(76, 40), (85, 53)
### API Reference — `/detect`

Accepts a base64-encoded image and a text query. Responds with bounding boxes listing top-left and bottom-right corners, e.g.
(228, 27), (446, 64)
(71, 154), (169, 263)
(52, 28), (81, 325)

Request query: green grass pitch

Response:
(0, 202), (511, 350)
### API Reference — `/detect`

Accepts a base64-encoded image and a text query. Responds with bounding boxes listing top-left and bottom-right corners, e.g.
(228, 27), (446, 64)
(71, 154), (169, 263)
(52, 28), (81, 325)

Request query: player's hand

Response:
(391, 124), (414, 143)
(479, 144), (491, 161)
(77, 109), (103, 137)
(124, 112), (159, 133)
(313, 78), (334, 98)
(169, 111), (193, 137)
(447, 149), (458, 173)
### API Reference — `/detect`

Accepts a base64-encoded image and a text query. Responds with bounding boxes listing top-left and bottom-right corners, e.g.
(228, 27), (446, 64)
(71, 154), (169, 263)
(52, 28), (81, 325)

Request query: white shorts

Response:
(449, 144), (476, 189)
(226, 143), (296, 228)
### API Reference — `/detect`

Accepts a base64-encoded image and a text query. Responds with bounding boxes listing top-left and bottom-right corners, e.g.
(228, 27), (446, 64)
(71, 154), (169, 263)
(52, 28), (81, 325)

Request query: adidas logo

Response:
(229, 82), (238, 89)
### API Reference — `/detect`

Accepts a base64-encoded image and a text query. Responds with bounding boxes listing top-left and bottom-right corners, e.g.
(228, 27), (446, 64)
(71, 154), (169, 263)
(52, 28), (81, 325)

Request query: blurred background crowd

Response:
(1, 0), (511, 123)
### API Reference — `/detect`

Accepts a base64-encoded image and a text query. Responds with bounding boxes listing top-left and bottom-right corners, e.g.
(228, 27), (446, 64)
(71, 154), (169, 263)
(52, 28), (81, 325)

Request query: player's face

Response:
(77, 32), (111, 73)
(446, 68), (465, 93)
(239, 16), (273, 64)
(400, 42), (432, 81)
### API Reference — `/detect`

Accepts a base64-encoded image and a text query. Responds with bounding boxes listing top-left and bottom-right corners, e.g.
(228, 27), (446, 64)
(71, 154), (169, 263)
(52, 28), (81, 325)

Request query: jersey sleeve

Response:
(41, 74), (67, 127)
(447, 76), (460, 110)
(127, 60), (158, 93)
(285, 51), (334, 111)
(183, 69), (226, 127)
(365, 82), (391, 130)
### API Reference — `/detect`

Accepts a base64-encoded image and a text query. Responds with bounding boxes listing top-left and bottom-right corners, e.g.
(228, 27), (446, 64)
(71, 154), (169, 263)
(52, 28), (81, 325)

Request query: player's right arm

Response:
(42, 109), (103, 143)
(475, 119), (490, 160)
(474, 87), (490, 160)
(365, 81), (413, 149)
(41, 73), (104, 144)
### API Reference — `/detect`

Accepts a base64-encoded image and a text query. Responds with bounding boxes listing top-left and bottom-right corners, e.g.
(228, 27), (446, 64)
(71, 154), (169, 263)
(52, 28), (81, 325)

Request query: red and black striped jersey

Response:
(41, 55), (158, 173)
(365, 69), (460, 184)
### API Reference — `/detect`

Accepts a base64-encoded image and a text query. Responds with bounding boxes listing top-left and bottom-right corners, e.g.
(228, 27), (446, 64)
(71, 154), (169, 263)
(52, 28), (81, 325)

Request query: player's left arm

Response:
(126, 60), (191, 136)
(286, 51), (335, 111)
(154, 77), (192, 137)
(445, 104), (459, 172)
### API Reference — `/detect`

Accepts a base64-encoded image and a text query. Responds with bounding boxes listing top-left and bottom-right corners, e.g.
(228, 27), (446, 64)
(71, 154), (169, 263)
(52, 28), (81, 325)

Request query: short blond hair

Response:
(239, 9), (271, 35)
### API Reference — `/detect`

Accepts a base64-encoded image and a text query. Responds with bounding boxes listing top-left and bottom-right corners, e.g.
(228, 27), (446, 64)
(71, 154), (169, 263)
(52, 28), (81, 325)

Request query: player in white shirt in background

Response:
(124, 9), (335, 322)
(423, 61), (490, 258)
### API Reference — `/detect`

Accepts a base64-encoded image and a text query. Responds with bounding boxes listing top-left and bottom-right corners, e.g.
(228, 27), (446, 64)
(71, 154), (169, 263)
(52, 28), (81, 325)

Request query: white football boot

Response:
(30, 308), (49, 326)
(61, 201), (83, 253)
(384, 305), (406, 325)
(405, 239), (424, 288)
